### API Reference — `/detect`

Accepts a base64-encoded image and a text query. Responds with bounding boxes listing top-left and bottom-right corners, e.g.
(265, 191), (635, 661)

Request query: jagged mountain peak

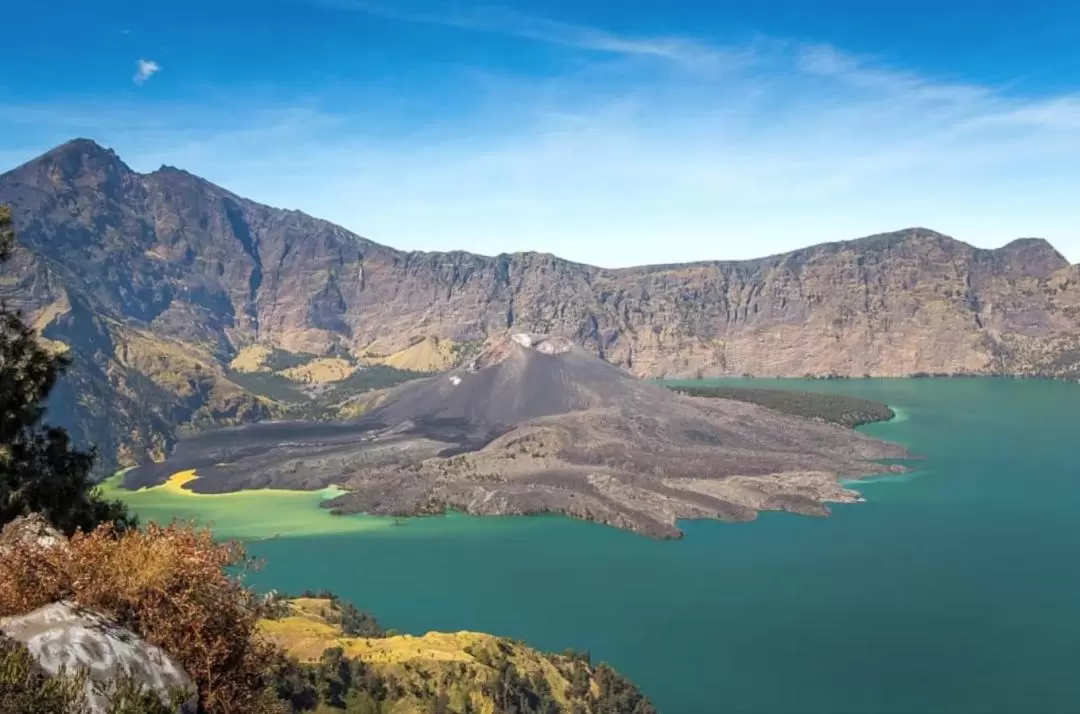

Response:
(30, 138), (132, 179)
(44, 137), (117, 159)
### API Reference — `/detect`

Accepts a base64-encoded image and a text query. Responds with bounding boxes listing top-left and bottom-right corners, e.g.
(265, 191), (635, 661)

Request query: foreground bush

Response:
(0, 521), (280, 713)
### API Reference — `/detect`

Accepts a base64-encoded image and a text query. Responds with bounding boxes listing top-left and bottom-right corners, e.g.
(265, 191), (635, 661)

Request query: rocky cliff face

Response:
(1, 138), (1078, 468)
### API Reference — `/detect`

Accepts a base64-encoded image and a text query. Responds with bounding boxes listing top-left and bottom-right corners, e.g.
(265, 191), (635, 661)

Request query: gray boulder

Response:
(0, 512), (67, 553)
(0, 602), (198, 713)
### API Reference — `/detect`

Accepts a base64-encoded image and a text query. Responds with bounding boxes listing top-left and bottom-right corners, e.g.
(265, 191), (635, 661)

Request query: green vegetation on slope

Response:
(226, 363), (431, 421)
(262, 597), (656, 714)
(667, 383), (894, 428)
(266, 590), (387, 639)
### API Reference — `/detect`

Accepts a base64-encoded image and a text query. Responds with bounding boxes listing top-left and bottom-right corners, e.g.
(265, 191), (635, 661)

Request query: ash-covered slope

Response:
(127, 334), (909, 538)
(366, 335), (654, 428)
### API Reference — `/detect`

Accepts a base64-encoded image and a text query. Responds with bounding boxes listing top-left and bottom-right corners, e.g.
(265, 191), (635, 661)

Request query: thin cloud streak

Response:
(314, 0), (739, 67)
(312, 0), (1080, 128)
(793, 43), (992, 104)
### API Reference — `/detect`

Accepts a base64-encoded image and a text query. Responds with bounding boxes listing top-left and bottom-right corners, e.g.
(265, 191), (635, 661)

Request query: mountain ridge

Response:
(2, 138), (1079, 470)
(17, 138), (1074, 271)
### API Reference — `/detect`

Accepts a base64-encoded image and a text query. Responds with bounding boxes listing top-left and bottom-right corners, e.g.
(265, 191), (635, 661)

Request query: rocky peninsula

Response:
(124, 334), (909, 538)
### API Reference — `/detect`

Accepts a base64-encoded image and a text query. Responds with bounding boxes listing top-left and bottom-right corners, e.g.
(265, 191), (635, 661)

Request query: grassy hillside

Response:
(262, 597), (655, 714)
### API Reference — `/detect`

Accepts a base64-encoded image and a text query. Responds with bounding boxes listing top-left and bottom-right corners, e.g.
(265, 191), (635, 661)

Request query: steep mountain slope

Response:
(1, 138), (1079, 468)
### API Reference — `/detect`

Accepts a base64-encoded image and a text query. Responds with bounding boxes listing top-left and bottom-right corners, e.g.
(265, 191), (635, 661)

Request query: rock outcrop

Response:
(0, 603), (197, 713)
(0, 513), (67, 553)
(1, 138), (1078, 468)
(0, 516), (197, 713)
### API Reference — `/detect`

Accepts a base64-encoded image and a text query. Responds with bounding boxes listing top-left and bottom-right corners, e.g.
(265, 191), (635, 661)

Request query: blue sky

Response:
(2, 0), (1079, 267)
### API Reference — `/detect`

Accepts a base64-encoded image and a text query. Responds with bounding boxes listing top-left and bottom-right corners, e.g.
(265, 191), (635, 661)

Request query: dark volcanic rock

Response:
(130, 335), (910, 538)
(366, 335), (646, 428)
(2, 139), (1079, 469)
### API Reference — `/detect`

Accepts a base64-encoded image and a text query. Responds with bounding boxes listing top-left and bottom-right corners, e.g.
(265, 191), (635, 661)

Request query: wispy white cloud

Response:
(971, 96), (1080, 130)
(446, 6), (731, 67)
(315, 0), (742, 68)
(133, 58), (161, 85)
(5, 7), (1080, 265)
(308, 1), (1013, 112)
(792, 43), (993, 105)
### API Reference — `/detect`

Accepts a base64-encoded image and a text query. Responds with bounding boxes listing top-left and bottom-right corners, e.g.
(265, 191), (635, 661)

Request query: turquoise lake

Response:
(122, 379), (1080, 713)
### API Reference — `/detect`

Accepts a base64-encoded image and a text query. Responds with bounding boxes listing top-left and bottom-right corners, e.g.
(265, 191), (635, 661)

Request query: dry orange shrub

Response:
(0, 521), (284, 714)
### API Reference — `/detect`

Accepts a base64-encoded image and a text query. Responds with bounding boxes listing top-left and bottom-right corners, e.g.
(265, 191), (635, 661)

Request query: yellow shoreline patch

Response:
(158, 469), (199, 494)
(98, 472), (391, 540)
(135, 469), (348, 500)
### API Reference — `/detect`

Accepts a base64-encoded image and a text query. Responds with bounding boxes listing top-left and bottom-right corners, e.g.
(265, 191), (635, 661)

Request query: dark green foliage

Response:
(668, 383), (894, 428)
(226, 363), (429, 419)
(267, 641), (656, 714)
(0, 206), (134, 535)
(321, 365), (432, 401)
(593, 664), (655, 714)
(271, 647), (391, 713)
(468, 644), (655, 714)
(225, 370), (308, 403)
(335, 600), (384, 638)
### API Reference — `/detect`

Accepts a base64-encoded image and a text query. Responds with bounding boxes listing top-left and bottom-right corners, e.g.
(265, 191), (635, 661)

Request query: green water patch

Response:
(98, 474), (561, 541)
(97, 473), (397, 540)
(887, 405), (909, 423)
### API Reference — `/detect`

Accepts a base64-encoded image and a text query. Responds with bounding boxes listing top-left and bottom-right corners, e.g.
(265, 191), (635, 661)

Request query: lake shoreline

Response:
(108, 379), (1080, 714)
